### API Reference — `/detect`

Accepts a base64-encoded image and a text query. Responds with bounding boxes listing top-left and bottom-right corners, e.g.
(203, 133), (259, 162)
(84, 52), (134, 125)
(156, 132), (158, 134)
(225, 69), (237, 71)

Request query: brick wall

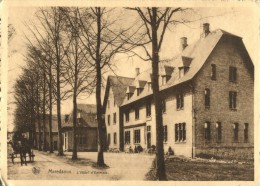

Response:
(193, 35), (254, 159)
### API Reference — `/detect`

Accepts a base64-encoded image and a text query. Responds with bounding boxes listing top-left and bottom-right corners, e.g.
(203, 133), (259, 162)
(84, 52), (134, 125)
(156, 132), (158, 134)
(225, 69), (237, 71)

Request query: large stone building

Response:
(103, 23), (254, 159)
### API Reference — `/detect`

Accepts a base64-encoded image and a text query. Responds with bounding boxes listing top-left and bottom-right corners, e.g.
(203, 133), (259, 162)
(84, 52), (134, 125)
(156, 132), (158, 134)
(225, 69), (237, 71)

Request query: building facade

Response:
(62, 104), (98, 152)
(103, 23), (254, 159)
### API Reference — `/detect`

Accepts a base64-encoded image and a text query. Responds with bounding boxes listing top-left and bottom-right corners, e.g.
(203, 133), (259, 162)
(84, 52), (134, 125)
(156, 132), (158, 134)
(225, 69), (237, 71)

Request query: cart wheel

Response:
(11, 153), (14, 164)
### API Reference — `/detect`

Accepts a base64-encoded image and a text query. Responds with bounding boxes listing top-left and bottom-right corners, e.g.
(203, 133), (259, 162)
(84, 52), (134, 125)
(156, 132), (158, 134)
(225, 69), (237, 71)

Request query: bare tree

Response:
(25, 7), (71, 155)
(61, 8), (96, 159)
(126, 7), (186, 180)
(75, 7), (139, 166)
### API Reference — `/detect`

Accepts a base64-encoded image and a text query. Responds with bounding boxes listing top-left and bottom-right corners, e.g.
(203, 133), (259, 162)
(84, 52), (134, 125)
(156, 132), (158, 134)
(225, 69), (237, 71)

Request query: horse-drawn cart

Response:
(8, 138), (35, 166)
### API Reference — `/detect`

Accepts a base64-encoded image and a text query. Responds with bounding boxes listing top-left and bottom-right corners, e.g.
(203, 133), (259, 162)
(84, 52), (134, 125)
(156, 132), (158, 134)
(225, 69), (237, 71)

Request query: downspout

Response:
(191, 82), (196, 158)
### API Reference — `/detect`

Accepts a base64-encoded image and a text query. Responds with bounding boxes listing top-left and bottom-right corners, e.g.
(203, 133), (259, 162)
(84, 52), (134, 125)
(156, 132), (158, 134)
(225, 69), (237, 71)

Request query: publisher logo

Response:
(32, 167), (40, 175)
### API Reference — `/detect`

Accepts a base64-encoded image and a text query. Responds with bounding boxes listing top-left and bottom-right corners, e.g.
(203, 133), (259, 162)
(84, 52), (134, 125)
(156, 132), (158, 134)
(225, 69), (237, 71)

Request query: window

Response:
(205, 89), (210, 108)
(162, 99), (166, 113)
(175, 123), (186, 142)
(176, 93), (184, 110)
(135, 107), (139, 120)
(107, 115), (110, 125)
(163, 125), (168, 142)
(229, 91), (237, 110)
(125, 110), (129, 122)
(204, 122), (211, 141)
(229, 66), (237, 82)
(114, 98), (116, 107)
(233, 123), (239, 142)
(134, 129), (141, 143)
(216, 122), (222, 143)
(147, 126), (151, 132)
(114, 132), (117, 144)
(107, 133), (111, 145)
(146, 101), (151, 117)
(148, 82), (152, 91)
(166, 75), (171, 82)
(113, 112), (116, 124)
(211, 64), (216, 80)
(127, 93), (133, 100)
(78, 134), (86, 145)
(244, 123), (249, 143)
(137, 88), (143, 96)
(125, 131), (130, 144)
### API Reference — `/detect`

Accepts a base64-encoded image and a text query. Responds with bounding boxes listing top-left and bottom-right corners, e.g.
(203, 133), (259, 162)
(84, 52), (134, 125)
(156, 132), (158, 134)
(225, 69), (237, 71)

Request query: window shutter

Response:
(175, 124), (178, 141)
(183, 123), (186, 141)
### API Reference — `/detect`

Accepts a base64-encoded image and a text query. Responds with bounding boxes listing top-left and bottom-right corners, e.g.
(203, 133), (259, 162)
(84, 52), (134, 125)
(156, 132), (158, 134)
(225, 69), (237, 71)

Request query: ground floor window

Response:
(114, 132), (117, 144)
(233, 123), (239, 142)
(204, 122), (211, 141)
(134, 129), (141, 143)
(175, 123), (186, 142)
(77, 134), (87, 145)
(125, 131), (130, 144)
(244, 123), (249, 143)
(216, 122), (222, 143)
(163, 125), (168, 142)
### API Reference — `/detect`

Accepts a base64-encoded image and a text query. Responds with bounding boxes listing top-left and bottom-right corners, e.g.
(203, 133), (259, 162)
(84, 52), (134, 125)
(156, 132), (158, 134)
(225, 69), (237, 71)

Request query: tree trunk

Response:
(36, 80), (42, 151)
(96, 7), (105, 167)
(43, 73), (47, 151)
(56, 39), (64, 156)
(48, 65), (54, 153)
(72, 90), (78, 160)
(151, 7), (166, 180)
(72, 54), (78, 159)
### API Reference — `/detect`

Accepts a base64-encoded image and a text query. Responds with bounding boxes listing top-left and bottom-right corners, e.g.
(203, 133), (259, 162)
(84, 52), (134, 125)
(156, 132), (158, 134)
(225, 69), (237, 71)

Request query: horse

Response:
(17, 139), (32, 166)
(10, 139), (32, 166)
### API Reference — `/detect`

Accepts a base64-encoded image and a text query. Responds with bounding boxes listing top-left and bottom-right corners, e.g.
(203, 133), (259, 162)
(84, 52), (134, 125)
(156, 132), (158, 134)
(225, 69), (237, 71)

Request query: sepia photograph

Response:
(3, 2), (258, 184)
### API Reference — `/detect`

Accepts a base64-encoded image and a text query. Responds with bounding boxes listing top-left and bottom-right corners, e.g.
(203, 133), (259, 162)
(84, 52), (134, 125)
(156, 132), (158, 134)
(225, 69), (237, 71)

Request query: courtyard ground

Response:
(146, 156), (254, 181)
(8, 150), (254, 181)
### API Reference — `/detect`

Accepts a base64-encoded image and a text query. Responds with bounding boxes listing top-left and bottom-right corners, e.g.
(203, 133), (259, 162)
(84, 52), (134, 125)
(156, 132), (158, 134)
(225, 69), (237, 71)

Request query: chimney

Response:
(135, 68), (140, 76)
(180, 37), (188, 51)
(203, 23), (210, 37)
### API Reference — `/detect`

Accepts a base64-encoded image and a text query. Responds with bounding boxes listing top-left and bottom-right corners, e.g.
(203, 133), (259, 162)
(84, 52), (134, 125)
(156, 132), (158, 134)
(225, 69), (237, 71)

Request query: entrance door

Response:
(147, 132), (151, 148)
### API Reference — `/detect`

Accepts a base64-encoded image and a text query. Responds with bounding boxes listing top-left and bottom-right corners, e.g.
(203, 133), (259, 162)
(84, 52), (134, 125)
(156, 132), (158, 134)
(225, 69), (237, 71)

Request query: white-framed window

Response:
(175, 123), (186, 142)
(134, 129), (141, 143)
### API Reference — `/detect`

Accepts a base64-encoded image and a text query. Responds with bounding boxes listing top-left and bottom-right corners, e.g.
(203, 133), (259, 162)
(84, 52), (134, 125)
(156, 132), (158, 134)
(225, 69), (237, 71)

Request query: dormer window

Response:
(126, 93), (133, 100)
(162, 75), (171, 85)
(137, 88), (143, 96)
(179, 67), (189, 78)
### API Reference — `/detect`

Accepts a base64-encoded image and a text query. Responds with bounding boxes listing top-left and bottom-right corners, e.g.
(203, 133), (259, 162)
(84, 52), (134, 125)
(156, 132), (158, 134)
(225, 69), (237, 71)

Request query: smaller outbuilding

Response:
(62, 104), (98, 152)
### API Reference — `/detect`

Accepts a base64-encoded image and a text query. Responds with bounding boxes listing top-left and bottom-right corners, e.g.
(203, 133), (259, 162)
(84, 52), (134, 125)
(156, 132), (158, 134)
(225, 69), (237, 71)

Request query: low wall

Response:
(195, 146), (254, 160)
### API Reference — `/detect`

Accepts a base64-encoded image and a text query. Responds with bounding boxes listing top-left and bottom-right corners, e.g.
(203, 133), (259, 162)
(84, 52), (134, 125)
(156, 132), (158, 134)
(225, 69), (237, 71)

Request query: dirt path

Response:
(8, 151), (154, 180)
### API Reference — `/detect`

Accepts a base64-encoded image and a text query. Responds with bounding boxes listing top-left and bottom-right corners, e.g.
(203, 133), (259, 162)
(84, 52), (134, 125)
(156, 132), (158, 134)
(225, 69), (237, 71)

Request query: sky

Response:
(7, 6), (259, 131)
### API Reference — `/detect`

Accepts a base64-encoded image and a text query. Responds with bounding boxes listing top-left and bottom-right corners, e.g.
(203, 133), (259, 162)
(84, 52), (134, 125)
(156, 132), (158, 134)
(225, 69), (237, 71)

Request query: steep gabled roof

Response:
(121, 29), (253, 106)
(77, 104), (96, 113)
(63, 104), (98, 129)
(103, 76), (135, 108)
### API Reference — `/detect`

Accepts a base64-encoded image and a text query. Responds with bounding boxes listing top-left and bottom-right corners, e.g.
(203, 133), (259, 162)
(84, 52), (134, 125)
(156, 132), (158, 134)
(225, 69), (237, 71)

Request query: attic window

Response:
(137, 88), (143, 96)
(179, 67), (189, 78)
(162, 75), (171, 85)
(127, 93), (133, 100)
